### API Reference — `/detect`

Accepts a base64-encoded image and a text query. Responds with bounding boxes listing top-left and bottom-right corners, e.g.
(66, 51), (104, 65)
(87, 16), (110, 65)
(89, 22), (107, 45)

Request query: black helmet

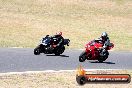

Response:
(101, 32), (108, 39)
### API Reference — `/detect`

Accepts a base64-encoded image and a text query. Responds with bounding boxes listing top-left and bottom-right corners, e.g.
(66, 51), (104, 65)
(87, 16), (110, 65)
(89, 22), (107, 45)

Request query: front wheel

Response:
(34, 46), (41, 55)
(79, 51), (87, 62)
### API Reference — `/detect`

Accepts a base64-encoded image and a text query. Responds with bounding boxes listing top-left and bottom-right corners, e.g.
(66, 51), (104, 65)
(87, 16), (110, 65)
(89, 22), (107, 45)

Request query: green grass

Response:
(0, 0), (132, 51)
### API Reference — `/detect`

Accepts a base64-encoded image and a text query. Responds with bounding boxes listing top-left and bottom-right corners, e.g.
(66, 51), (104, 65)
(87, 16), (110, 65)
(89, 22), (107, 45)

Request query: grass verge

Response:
(0, 0), (132, 51)
(0, 70), (131, 88)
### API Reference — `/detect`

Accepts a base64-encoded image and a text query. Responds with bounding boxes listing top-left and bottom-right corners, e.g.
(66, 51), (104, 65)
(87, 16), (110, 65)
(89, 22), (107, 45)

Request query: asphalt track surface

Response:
(0, 48), (132, 73)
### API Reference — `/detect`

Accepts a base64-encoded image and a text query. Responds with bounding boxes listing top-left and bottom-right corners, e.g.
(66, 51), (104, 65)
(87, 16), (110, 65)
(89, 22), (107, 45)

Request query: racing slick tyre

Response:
(79, 51), (87, 62)
(98, 50), (109, 63)
(34, 46), (41, 55)
(76, 75), (86, 85)
(54, 46), (65, 56)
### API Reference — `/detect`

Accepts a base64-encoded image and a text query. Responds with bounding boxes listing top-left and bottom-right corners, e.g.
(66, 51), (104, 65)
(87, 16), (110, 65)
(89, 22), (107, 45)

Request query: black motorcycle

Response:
(34, 35), (70, 55)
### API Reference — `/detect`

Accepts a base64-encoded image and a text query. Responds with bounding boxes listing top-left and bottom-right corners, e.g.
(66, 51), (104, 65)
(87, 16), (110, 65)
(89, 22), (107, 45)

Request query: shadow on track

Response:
(46, 54), (69, 57)
(89, 61), (115, 64)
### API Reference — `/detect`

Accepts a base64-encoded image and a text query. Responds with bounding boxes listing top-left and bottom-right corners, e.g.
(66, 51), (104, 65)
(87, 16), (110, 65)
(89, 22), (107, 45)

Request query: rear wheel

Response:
(34, 46), (41, 55)
(98, 50), (109, 62)
(54, 46), (65, 56)
(79, 51), (87, 62)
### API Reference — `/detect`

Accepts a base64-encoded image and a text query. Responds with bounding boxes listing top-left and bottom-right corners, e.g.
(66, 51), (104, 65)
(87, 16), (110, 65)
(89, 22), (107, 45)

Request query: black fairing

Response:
(36, 35), (70, 55)
(64, 39), (70, 46)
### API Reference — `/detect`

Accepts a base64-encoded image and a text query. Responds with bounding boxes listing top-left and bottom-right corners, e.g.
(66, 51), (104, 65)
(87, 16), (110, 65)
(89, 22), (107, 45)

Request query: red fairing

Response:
(79, 39), (114, 62)
(84, 40), (114, 60)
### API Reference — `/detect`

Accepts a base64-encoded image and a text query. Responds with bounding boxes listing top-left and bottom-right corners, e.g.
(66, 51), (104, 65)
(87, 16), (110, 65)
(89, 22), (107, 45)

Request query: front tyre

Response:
(79, 51), (87, 62)
(34, 47), (41, 55)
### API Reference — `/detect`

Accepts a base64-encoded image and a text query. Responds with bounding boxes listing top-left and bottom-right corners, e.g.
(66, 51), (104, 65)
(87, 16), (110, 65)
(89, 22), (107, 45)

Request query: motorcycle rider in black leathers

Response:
(96, 32), (111, 49)
(52, 32), (64, 49)
(95, 32), (111, 56)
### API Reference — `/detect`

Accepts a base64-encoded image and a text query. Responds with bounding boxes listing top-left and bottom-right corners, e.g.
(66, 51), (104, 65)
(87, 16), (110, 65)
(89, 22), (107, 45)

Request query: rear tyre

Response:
(34, 46), (41, 55)
(98, 50), (109, 63)
(76, 76), (86, 85)
(54, 46), (65, 56)
(79, 51), (87, 62)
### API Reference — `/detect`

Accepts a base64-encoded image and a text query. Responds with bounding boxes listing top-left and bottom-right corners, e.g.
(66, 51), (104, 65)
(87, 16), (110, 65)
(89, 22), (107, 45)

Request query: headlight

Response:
(42, 43), (47, 45)
(85, 45), (90, 48)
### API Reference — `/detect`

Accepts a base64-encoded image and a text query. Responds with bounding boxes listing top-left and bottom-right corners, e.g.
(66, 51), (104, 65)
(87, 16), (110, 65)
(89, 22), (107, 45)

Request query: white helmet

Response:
(101, 32), (108, 38)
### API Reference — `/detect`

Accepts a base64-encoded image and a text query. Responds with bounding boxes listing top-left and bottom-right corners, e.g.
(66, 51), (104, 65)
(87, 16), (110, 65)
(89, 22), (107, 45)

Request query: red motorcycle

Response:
(79, 40), (114, 62)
